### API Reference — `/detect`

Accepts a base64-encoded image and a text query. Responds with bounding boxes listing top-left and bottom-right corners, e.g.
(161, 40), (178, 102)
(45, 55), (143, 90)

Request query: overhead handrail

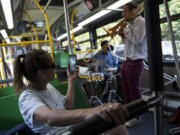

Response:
(0, 40), (50, 47)
(163, 0), (180, 89)
(34, 0), (54, 59)
(8, 35), (34, 38)
(0, 0), (54, 57)
(43, 0), (52, 13)
(23, 8), (40, 49)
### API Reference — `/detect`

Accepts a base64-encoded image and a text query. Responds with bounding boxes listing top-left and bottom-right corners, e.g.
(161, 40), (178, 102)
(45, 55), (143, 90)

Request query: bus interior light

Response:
(0, 0), (14, 29)
(0, 29), (11, 43)
(57, 26), (83, 41)
(78, 0), (132, 26)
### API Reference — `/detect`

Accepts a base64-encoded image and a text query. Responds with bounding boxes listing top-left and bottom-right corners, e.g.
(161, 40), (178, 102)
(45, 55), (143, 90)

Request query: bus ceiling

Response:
(0, 0), (176, 39)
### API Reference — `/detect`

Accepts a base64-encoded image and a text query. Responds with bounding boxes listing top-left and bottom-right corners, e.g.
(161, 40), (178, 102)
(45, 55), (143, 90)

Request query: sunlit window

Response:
(75, 32), (90, 51)
(159, 0), (180, 60)
(96, 21), (123, 49)
(62, 32), (91, 51)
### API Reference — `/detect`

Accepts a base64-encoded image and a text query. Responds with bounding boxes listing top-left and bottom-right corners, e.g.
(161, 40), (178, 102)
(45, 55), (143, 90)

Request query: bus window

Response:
(75, 32), (90, 51)
(96, 22), (123, 49)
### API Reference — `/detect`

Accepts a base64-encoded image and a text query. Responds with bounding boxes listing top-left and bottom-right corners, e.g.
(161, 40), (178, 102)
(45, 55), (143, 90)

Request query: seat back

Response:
(50, 79), (90, 109)
(0, 86), (15, 97)
(0, 95), (23, 130)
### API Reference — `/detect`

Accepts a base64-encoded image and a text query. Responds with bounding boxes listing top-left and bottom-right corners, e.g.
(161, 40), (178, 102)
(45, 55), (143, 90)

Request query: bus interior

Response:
(0, 0), (180, 135)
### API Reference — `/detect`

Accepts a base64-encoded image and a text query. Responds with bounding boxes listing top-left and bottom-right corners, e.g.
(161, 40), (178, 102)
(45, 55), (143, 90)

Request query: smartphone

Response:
(69, 55), (76, 72)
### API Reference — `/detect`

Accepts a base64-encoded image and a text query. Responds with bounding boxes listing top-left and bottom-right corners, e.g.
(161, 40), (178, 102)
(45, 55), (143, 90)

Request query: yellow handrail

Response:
(23, 8), (40, 49)
(70, 6), (77, 54)
(8, 35), (34, 38)
(0, 58), (6, 88)
(0, 40), (50, 46)
(34, 0), (54, 59)
(75, 49), (100, 54)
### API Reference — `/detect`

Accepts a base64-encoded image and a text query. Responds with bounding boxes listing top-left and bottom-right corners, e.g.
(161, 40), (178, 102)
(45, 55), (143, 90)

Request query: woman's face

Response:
(39, 55), (56, 82)
(46, 57), (56, 81)
(46, 66), (56, 81)
(86, 0), (93, 10)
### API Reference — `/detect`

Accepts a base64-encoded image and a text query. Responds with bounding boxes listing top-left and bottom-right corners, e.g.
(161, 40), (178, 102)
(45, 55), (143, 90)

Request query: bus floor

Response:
(127, 111), (179, 135)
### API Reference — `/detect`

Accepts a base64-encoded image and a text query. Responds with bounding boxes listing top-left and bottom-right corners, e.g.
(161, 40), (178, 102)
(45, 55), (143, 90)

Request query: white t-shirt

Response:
(122, 16), (147, 60)
(18, 84), (70, 135)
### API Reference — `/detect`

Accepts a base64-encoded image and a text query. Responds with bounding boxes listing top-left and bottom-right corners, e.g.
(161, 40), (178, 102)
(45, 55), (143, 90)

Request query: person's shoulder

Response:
(47, 83), (56, 90)
(19, 89), (38, 102)
(46, 83), (64, 97)
(16, 49), (23, 55)
(136, 16), (145, 22)
(19, 89), (38, 96)
(133, 16), (145, 27)
(98, 51), (104, 55)
(108, 51), (114, 56)
(94, 51), (101, 57)
(47, 83), (59, 94)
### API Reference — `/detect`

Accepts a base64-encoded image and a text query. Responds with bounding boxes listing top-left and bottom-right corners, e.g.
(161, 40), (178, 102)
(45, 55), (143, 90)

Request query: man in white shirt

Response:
(118, 2), (147, 126)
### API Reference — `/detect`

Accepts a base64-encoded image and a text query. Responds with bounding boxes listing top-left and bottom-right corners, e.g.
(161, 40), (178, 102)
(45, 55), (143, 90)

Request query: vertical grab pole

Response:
(63, 0), (73, 55)
(163, 0), (180, 88)
(144, 0), (164, 135)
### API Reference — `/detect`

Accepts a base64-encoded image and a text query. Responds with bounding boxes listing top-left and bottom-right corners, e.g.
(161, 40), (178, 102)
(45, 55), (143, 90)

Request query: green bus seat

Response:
(0, 86), (15, 97)
(54, 51), (69, 68)
(50, 79), (90, 109)
(0, 95), (23, 130)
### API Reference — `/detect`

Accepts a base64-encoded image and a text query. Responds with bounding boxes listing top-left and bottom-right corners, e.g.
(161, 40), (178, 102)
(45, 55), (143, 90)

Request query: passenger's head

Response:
(21, 37), (30, 49)
(101, 40), (108, 54)
(84, 0), (94, 10)
(13, 50), (56, 94)
(123, 2), (137, 20)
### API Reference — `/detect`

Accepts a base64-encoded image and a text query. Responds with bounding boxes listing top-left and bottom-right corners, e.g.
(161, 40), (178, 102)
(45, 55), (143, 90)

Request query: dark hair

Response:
(84, 0), (98, 10)
(21, 37), (29, 42)
(101, 40), (108, 47)
(13, 50), (52, 94)
(126, 2), (138, 11)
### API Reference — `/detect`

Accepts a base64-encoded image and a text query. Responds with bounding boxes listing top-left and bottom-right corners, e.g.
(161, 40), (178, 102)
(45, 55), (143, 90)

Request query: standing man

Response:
(118, 2), (147, 126)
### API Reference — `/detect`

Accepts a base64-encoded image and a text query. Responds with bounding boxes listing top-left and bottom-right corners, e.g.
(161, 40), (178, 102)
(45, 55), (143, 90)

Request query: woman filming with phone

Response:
(13, 50), (129, 135)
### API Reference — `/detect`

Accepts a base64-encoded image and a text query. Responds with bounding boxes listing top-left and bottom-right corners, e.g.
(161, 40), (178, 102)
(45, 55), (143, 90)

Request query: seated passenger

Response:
(16, 37), (31, 56)
(93, 40), (118, 75)
(13, 50), (129, 135)
(64, 41), (81, 53)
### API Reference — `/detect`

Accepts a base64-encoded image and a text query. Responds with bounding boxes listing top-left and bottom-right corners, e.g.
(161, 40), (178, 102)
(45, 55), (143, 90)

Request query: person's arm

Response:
(107, 53), (118, 73)
(34, 103), (129, 127)
(64, 66), (79, 109)
(113, 57), (119, 73)
(34, 106), (93, 126)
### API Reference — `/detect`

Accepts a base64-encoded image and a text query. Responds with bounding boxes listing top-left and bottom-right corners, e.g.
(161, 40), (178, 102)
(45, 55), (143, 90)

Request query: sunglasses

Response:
(40, 63), (56, 70)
